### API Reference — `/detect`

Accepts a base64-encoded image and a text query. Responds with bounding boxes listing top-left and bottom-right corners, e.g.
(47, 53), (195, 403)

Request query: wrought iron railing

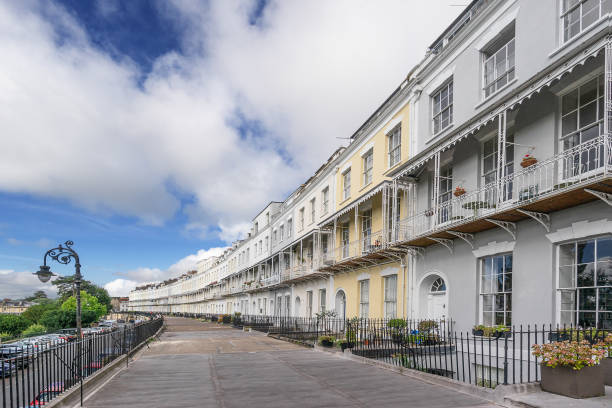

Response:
(194, 313), (610, 389)
(1, 317), (163, 408)
(328, 230), (386, 263)
(396, 135), (610, 243)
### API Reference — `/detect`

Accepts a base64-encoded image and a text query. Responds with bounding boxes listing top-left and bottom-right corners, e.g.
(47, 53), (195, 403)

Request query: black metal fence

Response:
(236, 314), (347, 344)
(1, 317), (163, 408)
(346, 320), (609, 388)
(188, 313), (611, 389)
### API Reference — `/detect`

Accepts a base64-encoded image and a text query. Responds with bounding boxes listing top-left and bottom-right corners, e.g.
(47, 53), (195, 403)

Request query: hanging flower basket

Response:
(453, 186), (466, 197)
(520, 154), (538, 168)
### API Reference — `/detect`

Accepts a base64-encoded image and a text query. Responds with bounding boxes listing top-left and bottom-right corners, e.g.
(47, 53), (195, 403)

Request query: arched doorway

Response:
(427, 277), (447, 320)
(294, 297), (301, 317)
(335, 290), (346, 320)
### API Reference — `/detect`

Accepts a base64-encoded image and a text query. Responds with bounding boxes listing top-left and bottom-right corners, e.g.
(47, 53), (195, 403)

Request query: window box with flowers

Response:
(532, 340), (607, 398)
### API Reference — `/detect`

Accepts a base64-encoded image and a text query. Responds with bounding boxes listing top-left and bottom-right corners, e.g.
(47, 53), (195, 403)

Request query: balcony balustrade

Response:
(396, 135), (610, 244)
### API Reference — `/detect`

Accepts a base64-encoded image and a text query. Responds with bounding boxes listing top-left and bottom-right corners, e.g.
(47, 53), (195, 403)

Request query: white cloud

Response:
(104, 278), (138, 297)
(0, 269), (58, 299)
(0, 1), (461, 242)
(6, 237), (53, 248)
(104, 246), (228, 296)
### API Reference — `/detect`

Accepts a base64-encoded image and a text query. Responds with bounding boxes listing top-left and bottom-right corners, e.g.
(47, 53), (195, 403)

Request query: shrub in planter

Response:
(547, 328), (605, 343)
(472, 325), (485, 336)
(387, 318), (407, 329)
(532, 340), (607, 398)
(231, 312), (242, 325)
(318, 335), (335, 347)
(337, 339), (353, 351)
(387, 319), (407, 344)
(222, 314), (231, 324)
(548, 331), (571, 342)
(422, 334), (441, 346)
(345, 323), (357, 347)
(494, 325), (511, 339)
(418, 320), (438, 332)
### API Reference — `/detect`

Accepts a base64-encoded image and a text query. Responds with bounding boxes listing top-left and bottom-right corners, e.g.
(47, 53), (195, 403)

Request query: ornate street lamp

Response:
(34, 240), (83, 339)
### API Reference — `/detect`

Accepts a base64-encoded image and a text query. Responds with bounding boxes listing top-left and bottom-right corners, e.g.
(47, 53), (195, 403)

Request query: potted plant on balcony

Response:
(520, 154), (538, 168)
(454, 186), (466, 197)
(531, 340), (607, 398)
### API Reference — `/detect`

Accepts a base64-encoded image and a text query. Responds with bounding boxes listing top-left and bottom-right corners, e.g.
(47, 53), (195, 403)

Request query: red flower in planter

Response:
(521, 154), (538, 168)
(454, 186), (466, 197)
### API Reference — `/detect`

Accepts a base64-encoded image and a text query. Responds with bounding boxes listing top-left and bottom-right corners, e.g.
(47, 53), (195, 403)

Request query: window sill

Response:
(426, 124), (455, 145)
(474, 77), (518, 110)
(339, 197), (351, 205)
(359, 182), (373, 192)
(549, 16), (610, 59)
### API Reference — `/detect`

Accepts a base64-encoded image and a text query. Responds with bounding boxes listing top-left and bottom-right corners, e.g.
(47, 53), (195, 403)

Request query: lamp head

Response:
(34, 265), (56, 283)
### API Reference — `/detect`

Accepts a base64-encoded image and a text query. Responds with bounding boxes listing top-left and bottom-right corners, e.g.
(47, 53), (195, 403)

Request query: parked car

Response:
(29, 382), (67, 407)
(98, 320), (117, 329)
(43, 334), (67, 344)
(82, 360), (103, 376)
(0, 346), (30, 368)
(0, 362), (16, 377)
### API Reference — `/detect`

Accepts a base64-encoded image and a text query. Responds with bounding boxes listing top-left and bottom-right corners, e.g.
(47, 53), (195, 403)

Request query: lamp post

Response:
(34, 240), (83, 339)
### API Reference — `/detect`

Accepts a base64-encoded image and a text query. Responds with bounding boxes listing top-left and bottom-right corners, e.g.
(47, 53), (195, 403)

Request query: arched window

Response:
(430, 277), (446, 293)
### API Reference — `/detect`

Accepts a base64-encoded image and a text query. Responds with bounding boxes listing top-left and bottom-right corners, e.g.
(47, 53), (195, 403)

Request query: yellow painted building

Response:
(321, 97), (414, 319)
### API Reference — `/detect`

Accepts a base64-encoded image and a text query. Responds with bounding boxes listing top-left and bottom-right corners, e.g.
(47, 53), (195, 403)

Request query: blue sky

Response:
(0, 0), (461, 297)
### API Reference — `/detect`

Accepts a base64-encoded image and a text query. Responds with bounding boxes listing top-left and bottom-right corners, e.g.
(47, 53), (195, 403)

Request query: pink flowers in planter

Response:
(532, 340), (607, 370)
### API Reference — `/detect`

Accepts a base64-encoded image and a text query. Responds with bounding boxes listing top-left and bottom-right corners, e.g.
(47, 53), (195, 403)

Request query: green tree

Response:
(39, 309), (97, 331)
(22, 301), (60, 324)
(52, 276), (112, 311)
(24, 290), (48, 302)
(0, 314), (32, 336)
(61, 291), (107, 319)
(22, 324), (47, 337)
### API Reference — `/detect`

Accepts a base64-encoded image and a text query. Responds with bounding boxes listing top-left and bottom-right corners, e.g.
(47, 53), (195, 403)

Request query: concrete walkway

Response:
(83, 317), (497, 408)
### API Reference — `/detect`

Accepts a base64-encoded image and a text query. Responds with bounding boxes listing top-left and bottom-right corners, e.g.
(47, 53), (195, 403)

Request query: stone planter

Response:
(603, 358), (612, 386)
(320, 339), (334, 347)
(391, 332), (404, 345)
(540, 365), (604, 398)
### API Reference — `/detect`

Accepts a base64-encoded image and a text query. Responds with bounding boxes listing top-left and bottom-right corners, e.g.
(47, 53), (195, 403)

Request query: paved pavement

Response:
(84, 317), (498, 408)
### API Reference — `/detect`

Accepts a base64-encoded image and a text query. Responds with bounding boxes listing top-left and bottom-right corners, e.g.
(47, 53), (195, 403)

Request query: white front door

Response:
(335, 291), (346, 320)
(427, 293), (447, 320)
(294, 297), (301, 317)
(426, 277), (447, 320)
